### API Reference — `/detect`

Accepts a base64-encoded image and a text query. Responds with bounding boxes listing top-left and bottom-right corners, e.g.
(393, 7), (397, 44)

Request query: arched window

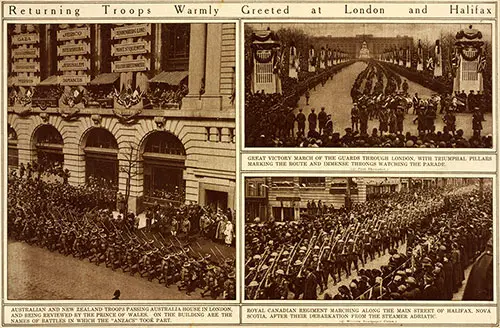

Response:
(83, 128), (118, 186)
(85, 128), (118, 149)
(34, 125), (64, 166)
(8, 124), (18, 168)
(144, 131), (185, 156)
(142, 131), (186, 205)
(35, 125), (63, 145)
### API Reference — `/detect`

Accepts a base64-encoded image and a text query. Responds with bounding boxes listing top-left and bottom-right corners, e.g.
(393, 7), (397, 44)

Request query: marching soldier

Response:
(296, 108), (306, 136)
(223, 272), (236, 300)
(285, 109), (296, 138)
(318, 107), (327, 134)
(337, 240), (349, 278)
(347, 239), (359, 274)
(472, 107), (483, 137)
(351, 103), (359, 132)
(308, 108), (317, 133)
(359, 105), (368, 135)
(303, 267), (318, 300)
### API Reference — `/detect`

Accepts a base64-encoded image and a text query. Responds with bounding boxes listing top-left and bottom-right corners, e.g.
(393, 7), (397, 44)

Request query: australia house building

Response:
(7, 23), (236, 213)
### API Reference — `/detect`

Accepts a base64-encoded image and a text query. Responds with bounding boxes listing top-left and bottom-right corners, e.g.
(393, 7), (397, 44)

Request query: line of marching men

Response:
(8, 175), (236, 300)
(245, 181), (492, 300)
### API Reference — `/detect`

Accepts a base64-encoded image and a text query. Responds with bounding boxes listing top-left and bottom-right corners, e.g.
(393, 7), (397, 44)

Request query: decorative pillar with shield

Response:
(453, 25), (485, 93)
(250, 30), (282, 94)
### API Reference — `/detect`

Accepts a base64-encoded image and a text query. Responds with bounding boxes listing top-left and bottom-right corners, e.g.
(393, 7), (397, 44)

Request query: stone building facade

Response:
(7, 23), (236, 213)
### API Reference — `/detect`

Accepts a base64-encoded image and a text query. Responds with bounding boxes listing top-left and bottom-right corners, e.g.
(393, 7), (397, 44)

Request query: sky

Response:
(248, 23), (492, 43)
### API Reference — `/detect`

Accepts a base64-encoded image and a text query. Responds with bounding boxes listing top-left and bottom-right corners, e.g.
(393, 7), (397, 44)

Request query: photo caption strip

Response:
(242, 305), (497, 325)
(4, 305), (239, 325)
(242, 153), (496, 173)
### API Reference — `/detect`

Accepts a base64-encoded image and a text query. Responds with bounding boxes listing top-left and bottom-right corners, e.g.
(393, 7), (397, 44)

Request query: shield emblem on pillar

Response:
(461, 46), (480, 61)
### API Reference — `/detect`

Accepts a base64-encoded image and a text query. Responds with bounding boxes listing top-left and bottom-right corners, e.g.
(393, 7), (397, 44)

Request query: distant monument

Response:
(359, 41), (370, 59)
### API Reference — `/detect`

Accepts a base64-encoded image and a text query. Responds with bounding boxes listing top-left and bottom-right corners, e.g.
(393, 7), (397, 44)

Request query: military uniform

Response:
(296, 110), (306, 135)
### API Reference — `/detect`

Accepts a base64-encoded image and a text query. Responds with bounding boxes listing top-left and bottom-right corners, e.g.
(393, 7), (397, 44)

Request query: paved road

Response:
(7, 240), (233, 300)
(294, 61), (492, 140)
(295, 61), (368, 131)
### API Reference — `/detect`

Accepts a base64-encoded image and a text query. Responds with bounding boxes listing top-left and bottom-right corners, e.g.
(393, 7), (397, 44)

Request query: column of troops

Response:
(7, 174), (236, 300)
(251, 59), (490, 148)
(245, 182), (492, 300)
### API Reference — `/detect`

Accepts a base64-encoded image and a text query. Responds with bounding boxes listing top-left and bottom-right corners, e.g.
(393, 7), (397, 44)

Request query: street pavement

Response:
(294, 61), (492, 140)
(7, 239), (232, 300)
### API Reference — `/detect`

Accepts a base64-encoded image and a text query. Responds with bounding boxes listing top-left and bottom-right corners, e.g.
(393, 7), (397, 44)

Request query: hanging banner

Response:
(57, 43), (91, 56)
(58, 58), (90, 71)
(14, 76), (40, 86)
(111, 24), (151, 40)
(57, 26), (90, 41)
(11, 47), (40, 59)
(112, 58), (150, 72)
(58, 75), (91, 86)
(111, 40), (151, 56)
(12, 61), (40, 72)
(11, 33), (39, 45)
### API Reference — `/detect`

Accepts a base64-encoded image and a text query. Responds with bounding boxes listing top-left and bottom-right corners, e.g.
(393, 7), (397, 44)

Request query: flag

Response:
(451, 50), (460, 69)
(426, 57), (434, 71)
(478, 51), (487, 73)
(434, 41), (441, 67)
(289, 45), (296, 65)
(417, 41), (423, 63)
(433, 40), (443, 77)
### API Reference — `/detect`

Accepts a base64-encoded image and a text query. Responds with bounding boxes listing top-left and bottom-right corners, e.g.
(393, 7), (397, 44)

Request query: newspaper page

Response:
(0, 1), (498, 327)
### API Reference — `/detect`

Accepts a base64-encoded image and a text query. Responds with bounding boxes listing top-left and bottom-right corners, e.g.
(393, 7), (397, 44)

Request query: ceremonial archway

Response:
(7, 124), (18, 168)
(141, 131), (186, 205)
(82, 128), (119, 186)
(32, 124), (64, 166)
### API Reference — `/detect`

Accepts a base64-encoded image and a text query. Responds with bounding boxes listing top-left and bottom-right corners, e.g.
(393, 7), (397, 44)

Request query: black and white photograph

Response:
(244, 23), (493, 148)
(244, 176), (493, 300)
(6, 23), (236, 300)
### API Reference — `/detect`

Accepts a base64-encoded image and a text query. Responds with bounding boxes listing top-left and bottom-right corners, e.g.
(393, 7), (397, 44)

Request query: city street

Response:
(7, 239), (233, 300)
(295, 61), (492, 139)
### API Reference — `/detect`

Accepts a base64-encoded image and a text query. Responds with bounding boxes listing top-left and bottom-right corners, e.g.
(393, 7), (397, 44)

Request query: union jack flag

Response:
(426, 57), (434, 71)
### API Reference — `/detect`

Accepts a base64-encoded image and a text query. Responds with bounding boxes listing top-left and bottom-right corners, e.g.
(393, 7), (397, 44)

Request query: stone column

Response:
(183, 24), (206, 110)
(154, 24), (162, 73)
(202, 23), (222, 111)
(265, 177), (273, 220)
(94, 24), (101, 74)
